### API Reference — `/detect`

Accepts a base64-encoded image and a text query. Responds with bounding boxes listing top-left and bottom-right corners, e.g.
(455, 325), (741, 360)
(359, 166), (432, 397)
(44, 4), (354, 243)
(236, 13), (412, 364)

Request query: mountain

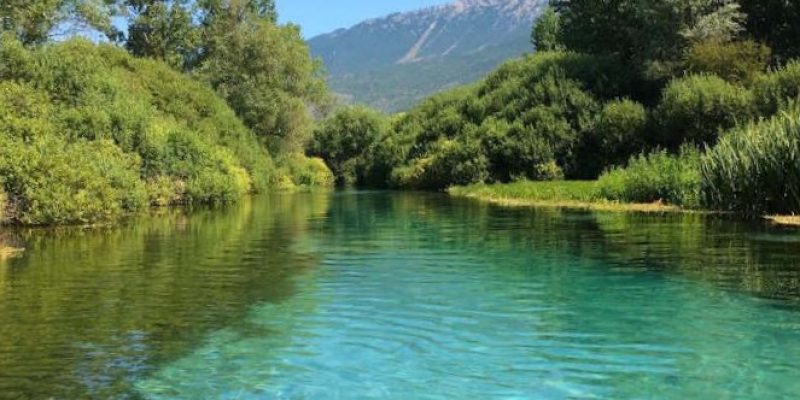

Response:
(309, 0), (547, 112)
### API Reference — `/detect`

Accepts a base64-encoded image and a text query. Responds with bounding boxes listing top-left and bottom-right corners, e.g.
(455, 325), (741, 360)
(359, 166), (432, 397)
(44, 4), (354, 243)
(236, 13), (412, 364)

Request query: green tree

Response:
(1, 0), (116, 45)
(531, 6), (563, 52)
(309, 106), (389, 185)
(739, 0), (800, 63)
(123, 0), (197, 70)
(556, 0), (745, 78)
(655, 74), (754, 148)
(686, 39), (771, 83)
(196, 18), (326, 153)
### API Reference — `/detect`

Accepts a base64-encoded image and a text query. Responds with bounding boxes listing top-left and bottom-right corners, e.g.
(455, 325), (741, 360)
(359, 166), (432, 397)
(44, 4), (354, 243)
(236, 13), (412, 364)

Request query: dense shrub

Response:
(387, 52), (619, 189)
(0, 38), (327, 225)
(701, 107), (800, 215)
(277, 155), (335, 188)
(0, 135), (148, 225)
(753, 61), (800, 115)
(480, 117), (565, 182)
(655, 75), (754, 148)
(590, 99), (649, 169)
(599, 148), (702, 208)
(686, 40), (771, 83)
(309, 106), (390, 185)
(392, 139), (489, 190)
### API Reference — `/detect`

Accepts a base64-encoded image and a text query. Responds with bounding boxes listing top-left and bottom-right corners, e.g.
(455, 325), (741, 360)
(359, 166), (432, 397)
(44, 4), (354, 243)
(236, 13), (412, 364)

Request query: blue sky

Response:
(277, 0), (452, 38)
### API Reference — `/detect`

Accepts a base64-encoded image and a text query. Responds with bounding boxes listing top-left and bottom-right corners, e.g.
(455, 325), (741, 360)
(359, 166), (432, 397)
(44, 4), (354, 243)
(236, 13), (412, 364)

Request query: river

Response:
(1, 191), (799, 399)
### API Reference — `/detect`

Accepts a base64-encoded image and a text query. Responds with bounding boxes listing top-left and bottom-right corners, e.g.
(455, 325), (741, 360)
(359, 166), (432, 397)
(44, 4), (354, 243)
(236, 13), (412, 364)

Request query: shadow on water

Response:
(0, 193), (331, 399)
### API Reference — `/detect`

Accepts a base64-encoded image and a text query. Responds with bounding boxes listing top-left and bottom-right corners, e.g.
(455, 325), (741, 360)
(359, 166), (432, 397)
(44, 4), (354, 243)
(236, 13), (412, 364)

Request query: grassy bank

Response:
(448, 181), (682, 213)
(449, 181), (800, 228)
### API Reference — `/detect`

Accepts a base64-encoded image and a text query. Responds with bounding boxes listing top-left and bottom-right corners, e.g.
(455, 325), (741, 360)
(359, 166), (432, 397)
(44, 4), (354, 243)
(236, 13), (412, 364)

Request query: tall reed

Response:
(701, 105), (800, 215)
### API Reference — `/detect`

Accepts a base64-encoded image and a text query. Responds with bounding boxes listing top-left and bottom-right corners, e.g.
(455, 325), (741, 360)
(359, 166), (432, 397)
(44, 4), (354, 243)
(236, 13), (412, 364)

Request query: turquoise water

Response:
(2, 192), (800, 398)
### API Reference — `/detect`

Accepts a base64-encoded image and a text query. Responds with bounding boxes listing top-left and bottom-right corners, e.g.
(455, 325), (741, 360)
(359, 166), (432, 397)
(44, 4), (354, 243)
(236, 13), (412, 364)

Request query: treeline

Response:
(310, 0), (800, 216)
(0, 1), (332, 225)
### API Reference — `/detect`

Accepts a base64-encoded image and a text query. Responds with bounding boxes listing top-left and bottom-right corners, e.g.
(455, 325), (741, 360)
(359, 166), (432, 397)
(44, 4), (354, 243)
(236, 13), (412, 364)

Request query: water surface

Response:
(1, 192), (800, 399)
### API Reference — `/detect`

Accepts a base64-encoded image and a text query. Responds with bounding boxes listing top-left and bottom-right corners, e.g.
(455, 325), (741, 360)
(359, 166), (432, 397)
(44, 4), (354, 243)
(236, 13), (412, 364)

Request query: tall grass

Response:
(598, 148), (702, 208)
(753, 61), (800, 115)
(701, 106), (800, 215)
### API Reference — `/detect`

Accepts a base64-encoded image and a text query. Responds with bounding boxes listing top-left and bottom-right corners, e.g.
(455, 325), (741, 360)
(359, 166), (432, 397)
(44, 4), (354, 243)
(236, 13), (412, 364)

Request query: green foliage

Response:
(0, 0), (117, 45)
(531, 7), (563, 52)
(392, 138), (489, 190)
(0, 38), (297, 225)
(197, 20), (326, 153)
(0, 134), (148, 225)
(752, 61), (800, 115)
(701, 107), (800, 215)
(309, 106), (390, 185)
(385, 51), (627, 189)
(557, 0), (745, 79)
(599, 148), (702, 207)
(739, 0), (800, 62)
(655, 74), (754, 148)
(123, 1), (198, 70)
(590, 99), (649, 168)
(686, 40), (771, 83)
(480, 116), (567, 182)
(278, 156), (334, 188)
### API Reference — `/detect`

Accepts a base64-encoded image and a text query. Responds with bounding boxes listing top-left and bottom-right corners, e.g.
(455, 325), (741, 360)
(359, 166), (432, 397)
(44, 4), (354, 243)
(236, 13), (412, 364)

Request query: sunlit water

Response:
(1, 192), (800, 399)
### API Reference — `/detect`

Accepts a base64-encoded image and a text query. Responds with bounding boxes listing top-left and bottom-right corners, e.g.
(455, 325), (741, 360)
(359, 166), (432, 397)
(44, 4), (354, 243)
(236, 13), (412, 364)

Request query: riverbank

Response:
(449, 182), (800, 227)
(448, 181), (684, 213)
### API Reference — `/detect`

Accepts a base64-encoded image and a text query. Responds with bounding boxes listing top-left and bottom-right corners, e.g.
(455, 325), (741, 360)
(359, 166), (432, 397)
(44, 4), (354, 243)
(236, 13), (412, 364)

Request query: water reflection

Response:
(0, 193), (329, 399)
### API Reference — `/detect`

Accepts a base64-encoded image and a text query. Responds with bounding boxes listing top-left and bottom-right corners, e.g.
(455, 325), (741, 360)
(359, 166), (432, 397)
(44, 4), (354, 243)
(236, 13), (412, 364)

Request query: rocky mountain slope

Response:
(309, 0), (547, 111)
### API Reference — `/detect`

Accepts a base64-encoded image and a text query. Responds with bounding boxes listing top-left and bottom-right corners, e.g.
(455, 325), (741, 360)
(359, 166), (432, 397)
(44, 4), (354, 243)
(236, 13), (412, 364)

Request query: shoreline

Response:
(448, 185), (800, 227)
(448, 189), (686, 214)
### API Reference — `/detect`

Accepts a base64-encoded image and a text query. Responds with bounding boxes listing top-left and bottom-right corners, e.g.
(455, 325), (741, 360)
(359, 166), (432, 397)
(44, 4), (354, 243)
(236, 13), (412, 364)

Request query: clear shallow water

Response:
(2, 192), (800, 399)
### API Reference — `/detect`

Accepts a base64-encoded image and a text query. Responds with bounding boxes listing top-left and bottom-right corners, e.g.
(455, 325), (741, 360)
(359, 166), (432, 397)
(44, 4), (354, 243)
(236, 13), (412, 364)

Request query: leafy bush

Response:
(392, 139), (489, 190)
(686, 40), (771, 83)
(753, 61), (800, 115)
(0, 38), (326, 225)
(388, 52), (616, 189)
(278, 155), (335, 188)
(701, 107), (800, 215)
(599, 148), (702, 207)
(655, 75), (754, 148)
(0, 135), (148, 225)
(480, 117), (565, 182)
(591, 99), (649, 168)
(309, 106), (389, 185)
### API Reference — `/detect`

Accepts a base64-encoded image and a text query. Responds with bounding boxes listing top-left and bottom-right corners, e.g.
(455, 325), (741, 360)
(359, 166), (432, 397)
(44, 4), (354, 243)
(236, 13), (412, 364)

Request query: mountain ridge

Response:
(309, 0), (547, 111)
